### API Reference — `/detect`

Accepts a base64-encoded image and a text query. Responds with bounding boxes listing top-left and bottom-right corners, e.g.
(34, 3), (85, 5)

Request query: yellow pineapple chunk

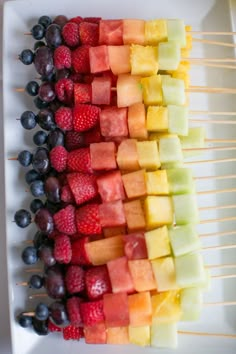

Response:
(144, 196), (173, 229)
(151, 257), (178, 292)
(145, 226), (171, 259)
(141, 75), (163, 105)
(152, 290), (182, 324)
(136, 141), (161, 170)
(147, 106), (168, 132)
(128, 325), (150, 346)
(130, 44), (158, 76)
(145, 19), (168, 45)
(145, 170), (169, 195)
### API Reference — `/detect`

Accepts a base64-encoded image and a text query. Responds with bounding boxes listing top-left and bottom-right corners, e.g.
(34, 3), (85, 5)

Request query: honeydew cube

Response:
(168, 224), (201, 257)
(145, 170), (169, 195)
(117, 74), (143, 108)
(145, 19), (168, 45)
(128, 325), (150, 346)
(144, 196), (174, 229)
(151, 257), (178, 292)
(167, 19), (186, 47)
(175, 252), (205, 288)
(180, 287), (203, 321)
(158, 42), (181, 71)
(159, 136), (183, 164)
(145, 226), (171, 260)
(151, 323), (178, 348)
(167, 168), (195, 195)
(161, 162), (184, 170)
(123, 19), (145, 45)
(136, 141), (161, 170)
(130, 44), (158, 76)
(199, 268), (211, 292)
(162, 76), (186, 106)
(141, 75), (163, 105)
(152, 290), (182, 324)
(173, 194), (199, 225)
(180, 127), (205, 158)
(167, 105), (188, 136)
(146, 106), (168, 132)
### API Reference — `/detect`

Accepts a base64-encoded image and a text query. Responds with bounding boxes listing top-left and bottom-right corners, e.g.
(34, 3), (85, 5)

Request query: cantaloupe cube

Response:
(159, 136), (183, 164)
(167, 19), (186, 47)
(168, 224), (201, 257)
(128, 292), (152, 327)
(175, 252), (206, 288)
(180, 287), (203, 321)
(145, 226), (171, 260)
(116, 139), (140, 171)
(158, 42), (181, 71)
(173, 194), (199, 225)
(167, 168), (195, 195)
(84, 322), (107, 344)
(145, 20), (168, 45)
(124, 199), (146, 232)
(108, 45), (131, 75)
(145, 170), (169, 195)
(151, 257), (178, 292)
(144, 196), (173, 229)
(151, 290), (181, 323)
(130, 44), (158, 76)
(141, 75), (163, 105)
(151, 323), (178, 348)
(107, 327), (129, 344)
(129, 325), (150, 346)
(103, 226), (127, 238)
(123, 19), (145, 45)
(136, 141), (161, 170)
(146, 106), (168, 132)
(117, 74), (142, 108)
(128, 103), (148, 139)
(128, 259), (156, 292)
(122, 169), (147, 199)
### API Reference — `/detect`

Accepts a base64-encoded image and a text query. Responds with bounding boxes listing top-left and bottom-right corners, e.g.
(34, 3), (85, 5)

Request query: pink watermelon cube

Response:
(99, 199), (126, 228)
(100, 107), (128, 137)
(91, 76), (111, 105)
(99, 20), (123, 45)
(96, 170), (126, 203)
(89, 45), (110, 73)
(107, 256), (134, 293)
(90, 142), (117, 170)
(103, 292), (130, 327)
(123, 232), (148, 260)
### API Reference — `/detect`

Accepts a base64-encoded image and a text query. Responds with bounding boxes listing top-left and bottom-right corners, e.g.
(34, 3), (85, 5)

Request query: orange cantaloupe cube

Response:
(123, 19), (145, 45)
(107, 327), (130, 344)
(123, 199), (146, 232)
(128, 259), (157, 292)
(128, 103), (148, 140)
(108, 45), (131, 75)
(117, 139), (140, 171)
(128, 291), (152, 326)
(122, 169), (147, 199)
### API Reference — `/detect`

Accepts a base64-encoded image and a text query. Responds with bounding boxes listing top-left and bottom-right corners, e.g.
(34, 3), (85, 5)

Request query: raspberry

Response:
(53, 204), (77, 235)
(48, 320), (62, 332)
(71, 46), (90, 74)
(55, 78), (74, 105)
(54, 234), (72, 264)
(55, 107), (73, 131)
(61, 185), (75, 203)
(62, 22), (80, 47)
(63, 325), (81, 340)
(54, 45), (71, 70)
(65, 265), (85, 294)
(69, 73), (83, 83)
(66, 296), (82, 326)
(50, 146), (68, 172)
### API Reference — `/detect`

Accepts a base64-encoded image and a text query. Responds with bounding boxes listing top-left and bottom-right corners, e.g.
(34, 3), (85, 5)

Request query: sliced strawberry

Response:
(62, 22), (80, 47)
(67, 172), (98, 205)
(53, 204), (77, 235)
(66, 296), (83, 326)
(83, 73), (96, 84)
(54, 234), (72, 264)
(71, 46), (90, 74)
(73, 104), (100, 133)
(71, 237), (91, 265)
(80, 300), (104, 327)
(67, 147), (93, 174)
(48, 320), (62, 332)
(65, 131), (85, 151)
(63, 325), (81, 340)
(61, 184), (75, 204)
(55, 78), (74, 105)
(85, 265), (112, 300)
(83, 126), (103, 145)
(65, 265), (85, 294)
(50, 146), (68, 172)
(74, 83), (92, 104)
(79, 22), (99, 46)
(69, 16), (83, 25)
(69, 72), (84, 83)
(83, 17), (101, 24)
(76, 204), (102, 236)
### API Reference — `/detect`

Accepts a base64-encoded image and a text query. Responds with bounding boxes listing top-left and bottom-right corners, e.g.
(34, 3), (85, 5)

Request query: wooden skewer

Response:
(211, 274), (236, 280)
(187, 86), (236, 94)
(178, 330), (236, 339)
(24, 268), (42, 273)
(199, 204), (236, 211)
(192, 37), (236, 48)
(191, 62), (236, 70)
(206, 138), (236, 143)
(195, 174), (236, 181)
(189, 31), (236, 36)
(204, 301), (236, 306)
(190, 111), (236, 116)
(184, 146), (236, 152)
(185, 157), (236, 165)
(198, 188), (236, 196)
(186, 58), (236, 63)
(203, 243), (236, 250)
(29, 293), (48, 299)
(207, 264), (236, 269)
(200, 216), (236, 224)
(200, 230), (236, 238)
(190, 119), (236, 125)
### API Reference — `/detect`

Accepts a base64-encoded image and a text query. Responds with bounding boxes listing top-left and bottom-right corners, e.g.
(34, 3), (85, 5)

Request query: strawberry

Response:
(83, 73), (96, 84)
(67, 172), (98, 206)
(67, 147), (93, 174)
(71, 237), (91, 265)
(61, 184), (75, 203)
(48, 320), (62, 332)
(53, 204), (77, 235)
(63, 325), (81, 340)
(65, 131), (85, 151)
(55, 107), (73, 131)
(83, 17), (101, 24)
(73, 104), (100, 132)
(50, 146), (68, 172)
(54, 234), (72, 264)
(79, 22), (99, 46)
(85, 265), (112, 300)
(55, 78), (74, 105)
(71, 46), (90, 74)
(54, 45), (71, 70)
(84, 126), (102, 145)
(66, 297), (83, 326)
(80, 300), (104, 327)
(62, 22), (80, 47)
(69, 16), (83, 25)
(74, 83), (92, 104)
(69, 233), (81, 241)
(65, 265), (85, 294)
(69, 73), (83, 83)
(76, 203), (102, 235)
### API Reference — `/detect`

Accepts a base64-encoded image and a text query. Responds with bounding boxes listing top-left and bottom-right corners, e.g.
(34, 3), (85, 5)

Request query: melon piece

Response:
(84, 322), (107, 344)
(180, 127), (205, 158)
(128, 325), (150, 347)
(151, 323), (178, 348)
(107, 256), (134, 293)
(116, 139), (140, 171)
(100, 106), (128, 137)
(146, 106), (168, 132)
(145, 19), (168, 45)
(99, 200), (126, 228)
(168, 224), (201, 257)
(145, 226), (171, 260)
(136, 141), (161, 170)
(199, 269), (211, 292)
(175, 252), (206, 288)
(161, 162), (184, 170)
(167, 168), (195, 195)
(168, 105), (188, 136)
(117, 74), (143, 108)
(103, 292), (129, 327)
(128, 103), (148, 139)
(103, 226), (127, 238)
(144, 196), (174, 229)
(85, 235), (124, 266)
(128, 292), (152, 326)
(107, 326), (129, 344)
(158, 42), (181, 71)
(130, 44), (158, 76)
(180, 287), (203, 321)
(123, 19), (145, 45)
(162, 76), (185, 106)
(90, 142), (117, 170)
(89, 45), (110, 73)
(145, 170), (169, 195)
(141, 75), (163, 105)
(123, 200), (146, 232)
(123, 233), (147, 260)
(122, 169), (147, 199)
(108, 45), (131, 75)
(151, 290), (181, 324)
(96, 170), (125, 203)
(99, 20), (123, 45)
(167, 19), (186, 47)
(151, 257), (178, 292)
(128, 259), (156, 292)
(91, 76), (111, 105)
(173, 194), (199, 225)
(159, 136), (183, 164)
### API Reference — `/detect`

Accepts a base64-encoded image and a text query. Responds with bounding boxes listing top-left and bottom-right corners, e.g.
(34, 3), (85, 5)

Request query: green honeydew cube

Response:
(175, 252), (206, 288)
(167, 168), (195, 195)
(162, 76), (186, 106)
(168, 224), (201, 257)
(159, 136), (183, 164)
(151, 323), (178, 348)
(180, 287), (203, 321)
(158, 41), (181, 71)
(173, 194), (199, 225)
(167, 19), (186, 47)
(168, 105), (188, 136)
(161, 162), (184, 170)
(180, 127), (205, 158)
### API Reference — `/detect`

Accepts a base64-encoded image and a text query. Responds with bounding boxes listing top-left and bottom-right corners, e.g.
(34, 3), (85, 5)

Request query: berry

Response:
(61, 185), (75, 203)
(47, 128), (64, 149)
(35, 303), (49, 321)
(75, 204), (102, 235)
(34, 96), (49, 110)
(62, 22), (80, 47)
(71, 46), (90, 73)
(38, 15), (52, 29)
(31, 24), (45, 40)
(34, 41), (45, 51)
(37, 109), (56, 130)
(18, 313), (32, 328)
(45, 24), (62, 48)
(25, 81), (39, 96)
(25, 169), (41, 185)
(32, 318), (49, 336)
(54, 235), (72, 264)
(33, 130), (48, 146)
(85, 265), (112, 300)
(29, 274), (44, 289)
(34, 46), (54, 76)
(30, 180), (45, 197)
(63, 325), (81, 340)
(67, 172), (97, 206)
(80, 300), (104, 327)
(71, 237), (91, 265)
(55, 107), (73, 131)
(20, 110), (37, 130)
(69, 72), (83, 83)
(54, 45), (71, 70)
(30, 198), (44, 213)
(73, 104), (100, 132)
(74, 83), (91, 104)
(66, 297), (82, 326)
(21, 246), (38, 265)
(14, 209), (31, 228)
(18, 49), (34, 65)
(49, 301), (70, 327)
(50, 145), (68, 172)
(84, 126), (102, 145)
(67, 148), (93, 174)
(53, 204), (77, 235)
(65, 265), (85, 294)
(35, 207), (54, 234)
(83, 17), (101, 24)
(38, 82), (56, 103)
(44, 176), (61, 203)
(65, 131), (84, 151)
(53, 15), (68, 28)
(55, 68), (70, 81)
(32, 147), (50, 174)
(79, 22), (99, 46)
(17, 150), (33, 167)
(55, 78), (74, 105)
(69, 16), (83, 25)
(48, 320), (62, 332)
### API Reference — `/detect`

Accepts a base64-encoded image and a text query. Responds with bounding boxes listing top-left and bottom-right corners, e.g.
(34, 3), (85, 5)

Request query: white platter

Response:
(2, 0), (236, 353)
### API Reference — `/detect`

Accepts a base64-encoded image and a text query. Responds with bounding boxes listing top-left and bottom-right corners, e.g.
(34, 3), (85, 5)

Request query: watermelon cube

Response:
(84, 322), (107, 344)
(122, 169), (147, 199)
(123, 200), (146, 232)
(144, 196), (174, 229)
(100, 106), (128, 137)
(145, 170), (169, 195)
(162, 76), (185, 105)
(128, 103), (148, 139)
(168, 224), (201, 257)
(117, 139), (140, 171)
(159, 136), (183, 164)
(123, 19), (145, 45)
(168, 105), (188, 136)
(167, 168), (195, 195)
(108, 45), (131, 75)
(106, 326), (129, 344)
(89, 45), (110, 73)
(123, 232), (147, 260)
(158, 42), (181, 71)
(90, 142), (117, 170)
(144, 226), (171, 260)
(130, 44), (158, 76)
(146, 106), (168, 132)
(117, 74), (143, 108)
(145, 19), (168, 45)
(103, 226), (127, 238)
(151, 291), (181, 324)
(173, 194), (199, 225)
(128, 325), (150, 346)
(91, 76), (111, 105)
(99, 20), (123, 45)
(128, 259), (156, 292)
(175, 252), (206, 288)
(151, 257), (178, 292)
(180, 287), (203, 321)
(96, 170), (125, 203)
(103, 292), (129, 327)
(128, 292), (152, 326)
(99, 200), (126, 228)
(167, 19), (186, 47)
(136, 141), (161, 170)
(151, 323), (178, 348)
(107, 256), (134, 293)
(141, 75), (163, 105)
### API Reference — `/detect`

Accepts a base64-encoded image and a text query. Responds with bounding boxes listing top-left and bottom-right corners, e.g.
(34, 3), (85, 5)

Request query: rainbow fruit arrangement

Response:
(14, 15), (209, 348)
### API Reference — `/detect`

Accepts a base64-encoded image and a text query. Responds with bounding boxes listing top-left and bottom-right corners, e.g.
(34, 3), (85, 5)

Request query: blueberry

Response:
(30, 198), (44, 213)
(29, 274), (44, 289)
(17, 150), (33, 167)
(38, 16), (52, 29)
(35, 303), (49, 321)
(32, 147), (50, 174)
(40, 71), (56, 83)
(18, 313), (33, 328)
(33, 130), (48, 146)
(45, 24), (62, 48)
(21, 246), (38, 265)
(25, 81), (39, 96)
(20, 111), (37, 130)
(37, 109), (56, 131)
(31, 24), (45, 40)
(47, 128), (64, 149)
(32, 318), (49, 336)
(34, 41), (45, 51)
(34, 97), (49, 110)
(14, 209), (32, 228)
(30, 180), (45, 197)
(25, 169), (41, 185)
(33, 230), (50, 249)
(18, 49), (34, 65)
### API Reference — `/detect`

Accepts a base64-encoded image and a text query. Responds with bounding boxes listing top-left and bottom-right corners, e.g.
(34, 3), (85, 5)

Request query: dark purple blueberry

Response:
(30, 180), (45, 197)
(32, 318), (49, 336)
(45, 24), (62, 48)
(37, 109), (56, 131)
(17, 150), (33, 167)
(34, 96), (49, 110)
(49, 301), (69, 326)
(33, 130), (48, 146)
(18, 313), (32, 328)
(34, 41), (45, 51)
(20, 110), (37, 130)
(44, 200), (61, 214)
(38, 15), (52, 29)
(21, 246), (38, 265)
(38, 82), (55, 103)
(25, 81), (39, 96)
(33, 231), (50, 249)
(29, 274), (44, 289)
(35, 207), (54, 233)
(19, 49), (34, 65)
(32, 147), (50, 174)
(30, 198), (44, 213)
(44, 176), (60, 203)
(34, 46), (54, 77)
(47, 128), (64, 149)
(39, 245), (56, 267)
(31, 24), (45, 40)
(53, 15), (68, 28)
(25, 169), (41, 185)
(14, 209), (32, 228)
(35, 303), (49, 321)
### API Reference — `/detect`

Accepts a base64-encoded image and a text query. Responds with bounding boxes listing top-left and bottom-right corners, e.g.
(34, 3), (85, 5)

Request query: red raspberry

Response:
(50, 146), (68, 172)
(65, 265), (85, 294)
(53, 204), (77, 235)
(69, 73), (83, 83)
(55, 107), (73, 131)
(63, 325), (81, 340)
(61, 184), (75, 203)
(54, 45), (71, 70)
(66, 296), (82, 326)
(54, 234), (72, 264)
(80, 300), (104, 327)
(48, 320), (62, 332)
(55, 78), (74, 105)
(71, 46), (90, 74)
(62, 22), (80, 47)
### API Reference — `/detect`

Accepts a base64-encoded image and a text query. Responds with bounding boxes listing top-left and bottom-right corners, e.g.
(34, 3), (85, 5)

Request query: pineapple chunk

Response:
(145, 225), (171, 259)
(145, 170), (169, 195)
(144, 196), (173, 229)
(128, 325), (150, 346)
(146, 106), (168, 132)
(151, 323), (178, 348)
(141, 75), (163, 105)
(151, 257), (178, 292)
(145, 19), (168, 45)
(152, 290), (182, 323)
(136, 141), (161, 170)
(130, 44), (158, 76)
